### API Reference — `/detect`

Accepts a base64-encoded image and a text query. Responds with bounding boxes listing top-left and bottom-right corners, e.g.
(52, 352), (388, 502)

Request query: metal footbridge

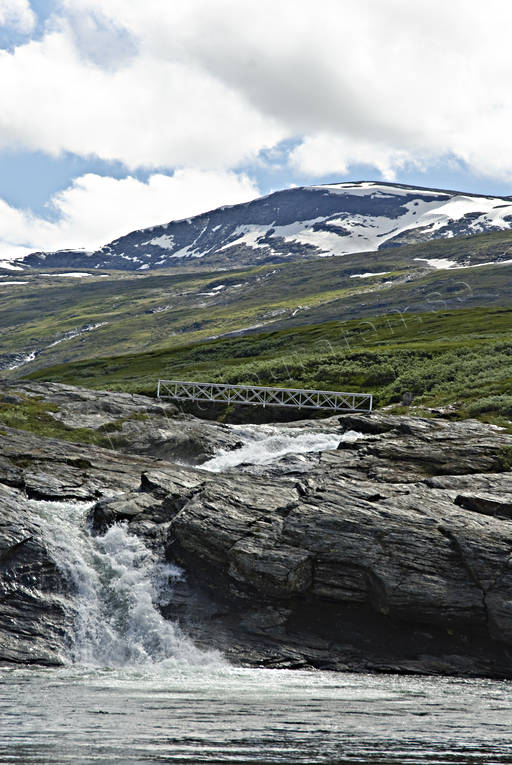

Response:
(157, 380), (373, 413)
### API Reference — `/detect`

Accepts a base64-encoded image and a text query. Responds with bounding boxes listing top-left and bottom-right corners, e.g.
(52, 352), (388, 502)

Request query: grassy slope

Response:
(2, 228), (512, 376)
(28, 305), (512, 427)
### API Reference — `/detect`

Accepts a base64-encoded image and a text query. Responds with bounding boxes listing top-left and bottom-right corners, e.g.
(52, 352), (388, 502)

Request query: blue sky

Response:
(1, 0), (512, 260)
(5, 147), (512, 221)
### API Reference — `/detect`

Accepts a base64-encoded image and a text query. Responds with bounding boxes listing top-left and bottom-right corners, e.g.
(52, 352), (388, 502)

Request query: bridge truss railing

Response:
(157, 380), (373, 413)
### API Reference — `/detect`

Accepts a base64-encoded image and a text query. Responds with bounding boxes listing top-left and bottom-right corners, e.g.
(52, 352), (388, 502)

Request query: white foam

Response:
(28, 499), (223, 669)
(201, 425), (362, 472)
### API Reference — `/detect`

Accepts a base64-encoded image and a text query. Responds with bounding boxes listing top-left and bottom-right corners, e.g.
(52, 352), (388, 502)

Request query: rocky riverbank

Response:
(2, 381), (512, 677)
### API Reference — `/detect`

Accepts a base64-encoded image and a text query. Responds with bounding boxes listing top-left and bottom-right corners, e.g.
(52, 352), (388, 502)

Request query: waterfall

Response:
(24, 424), (362, 668)
(28, 499), (222, 668)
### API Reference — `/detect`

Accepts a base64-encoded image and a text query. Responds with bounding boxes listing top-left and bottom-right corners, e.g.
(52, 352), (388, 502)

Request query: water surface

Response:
(2, 666), (512, 763)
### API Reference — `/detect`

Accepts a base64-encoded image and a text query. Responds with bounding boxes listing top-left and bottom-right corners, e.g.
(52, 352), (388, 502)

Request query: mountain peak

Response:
(16, 181), (512, 272)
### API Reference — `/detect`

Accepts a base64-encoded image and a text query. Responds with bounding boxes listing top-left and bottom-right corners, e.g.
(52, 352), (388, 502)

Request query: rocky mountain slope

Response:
(2, 381), (512, 677)
(14, 181), (512, 272)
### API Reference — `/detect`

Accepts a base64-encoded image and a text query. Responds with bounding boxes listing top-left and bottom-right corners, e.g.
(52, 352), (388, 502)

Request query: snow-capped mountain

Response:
(16, 181), (512, 271)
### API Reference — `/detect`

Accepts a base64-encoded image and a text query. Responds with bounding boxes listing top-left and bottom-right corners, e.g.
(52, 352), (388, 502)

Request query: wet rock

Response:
(0, 421), (211, 502)
(168, 473), (512, 677)
(338, 412), (398, 435)
(0, 455), (24, 489)
(0, 484), (72, 666)
(139, 468), (204, 498)
(92, 492), (160, 530)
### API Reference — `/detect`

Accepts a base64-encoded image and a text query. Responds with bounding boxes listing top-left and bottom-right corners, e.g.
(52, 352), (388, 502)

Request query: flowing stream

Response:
(2, 424), (512, 763)
(200, 423), (360, 471)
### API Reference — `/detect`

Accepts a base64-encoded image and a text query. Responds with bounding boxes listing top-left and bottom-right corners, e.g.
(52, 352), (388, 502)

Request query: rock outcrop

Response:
(2, 381), (512, 677)
(0, 380), (246, 460)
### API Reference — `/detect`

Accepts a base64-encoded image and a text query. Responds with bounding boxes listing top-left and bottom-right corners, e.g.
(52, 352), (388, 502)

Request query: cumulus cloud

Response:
(0, 169), (260, 261)
(289, 134), (421, 180)
(0, 0), (35, 33)
(0, 29), (283, 168)
(2, 0), (512, 180)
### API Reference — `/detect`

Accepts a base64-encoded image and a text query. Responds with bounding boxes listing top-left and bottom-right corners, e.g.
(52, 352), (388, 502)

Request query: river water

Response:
(3, 666), (512, 764)
(2, 426), (512, 764)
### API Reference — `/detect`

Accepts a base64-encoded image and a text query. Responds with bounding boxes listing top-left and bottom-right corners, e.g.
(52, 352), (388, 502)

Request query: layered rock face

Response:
(152, 414), (512, 677)
(1, 381), (512, 677)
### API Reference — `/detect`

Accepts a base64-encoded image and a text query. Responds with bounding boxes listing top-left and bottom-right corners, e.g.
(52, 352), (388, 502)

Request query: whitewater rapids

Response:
(201, 423), (361, 471)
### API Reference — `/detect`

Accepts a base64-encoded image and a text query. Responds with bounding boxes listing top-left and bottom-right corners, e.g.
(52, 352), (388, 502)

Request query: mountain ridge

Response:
(11, 180), (512, 272)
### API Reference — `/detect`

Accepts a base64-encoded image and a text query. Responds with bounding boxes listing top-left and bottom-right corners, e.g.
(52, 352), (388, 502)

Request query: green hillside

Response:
(2, 228), (512, 377)
(28, 305), (512, 427)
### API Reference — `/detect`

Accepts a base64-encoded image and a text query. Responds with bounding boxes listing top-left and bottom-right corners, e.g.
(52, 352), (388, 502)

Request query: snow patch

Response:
(214, 186), (512, 261)
(414, 257), (461, 269)
(148, 234), (175, 250)
(58, 272), (94, 278)
(170, 244), (193, 259)
(350, 271), (389, 278)
(219, 224), (268, 251)
(415, 256), (512, 270)
(197, 284), (226, 297)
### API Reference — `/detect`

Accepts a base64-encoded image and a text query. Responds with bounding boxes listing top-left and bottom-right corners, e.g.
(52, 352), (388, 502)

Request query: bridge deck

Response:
(157, 380), (373, 413)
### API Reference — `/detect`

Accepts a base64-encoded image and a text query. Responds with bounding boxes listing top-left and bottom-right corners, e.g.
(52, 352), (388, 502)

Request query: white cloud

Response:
(289, 134), (421, 180)
(0, 169), (260, 261)
(0, 26), (284, 169)
(0, 0), (35, 33)
(2, 0), (512, 180)
(24, 0), (510, 183)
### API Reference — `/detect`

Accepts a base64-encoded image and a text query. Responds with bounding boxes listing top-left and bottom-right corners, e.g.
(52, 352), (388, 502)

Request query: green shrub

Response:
(467, 395), (512, 418)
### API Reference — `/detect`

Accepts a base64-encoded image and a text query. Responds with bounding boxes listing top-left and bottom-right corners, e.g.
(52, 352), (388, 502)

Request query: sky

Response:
(1, 0), (512, 261)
